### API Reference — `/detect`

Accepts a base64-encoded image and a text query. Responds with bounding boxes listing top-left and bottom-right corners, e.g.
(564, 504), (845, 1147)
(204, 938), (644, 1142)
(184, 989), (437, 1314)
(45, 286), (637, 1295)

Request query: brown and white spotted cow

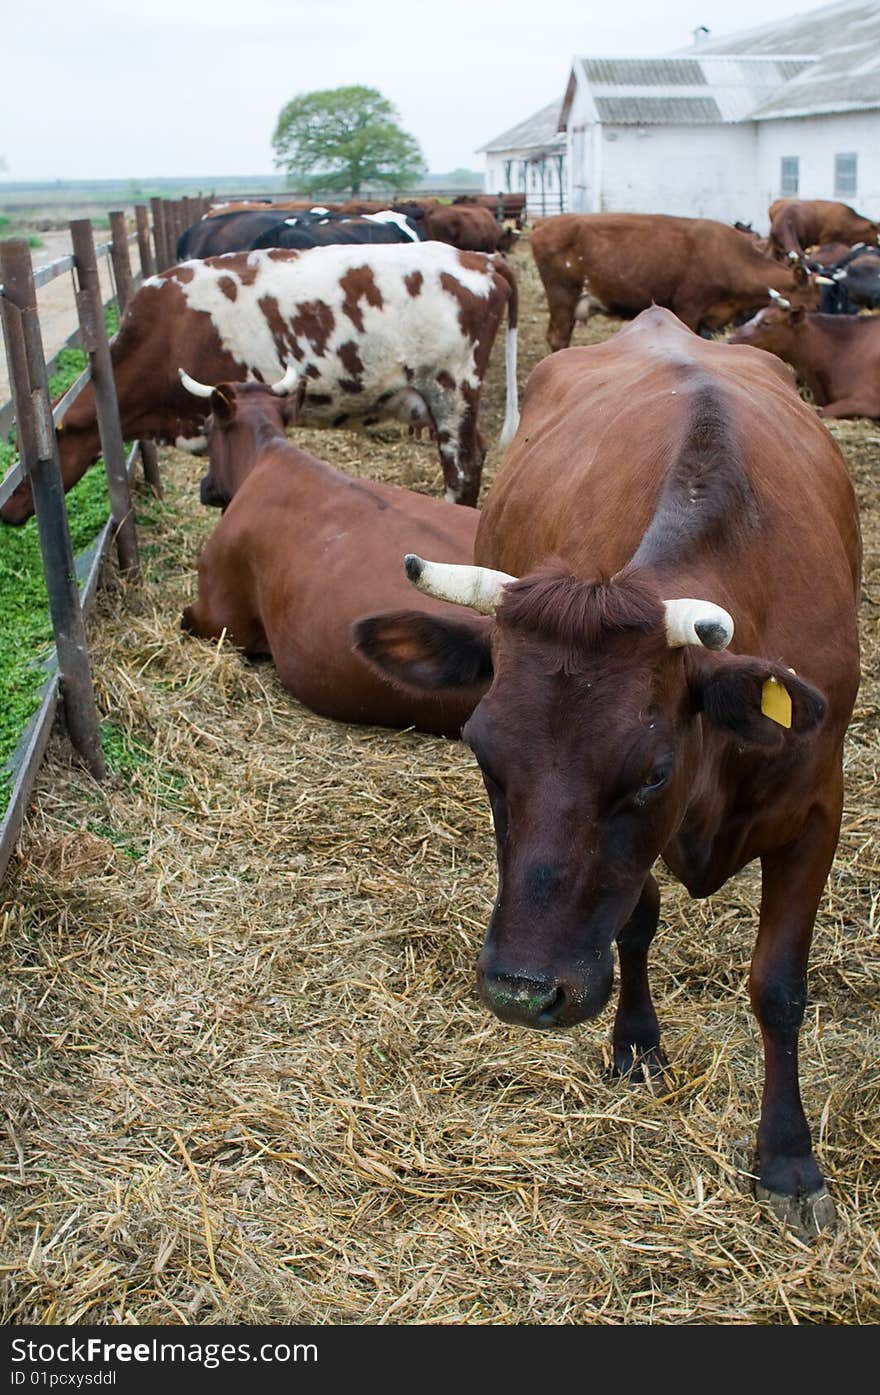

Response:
(0, 241), (519, 524)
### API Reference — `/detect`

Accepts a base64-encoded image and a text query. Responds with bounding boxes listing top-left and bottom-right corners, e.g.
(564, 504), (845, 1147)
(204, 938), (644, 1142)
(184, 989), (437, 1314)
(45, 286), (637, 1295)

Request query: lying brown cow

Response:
(768, 199), (878, 262)
(180, 374), (484, 735)
(1, 240), (519, 524)
(530, 212), (820, 349)
(730, 300), (880, 419)
(355, 305), (861, 1240)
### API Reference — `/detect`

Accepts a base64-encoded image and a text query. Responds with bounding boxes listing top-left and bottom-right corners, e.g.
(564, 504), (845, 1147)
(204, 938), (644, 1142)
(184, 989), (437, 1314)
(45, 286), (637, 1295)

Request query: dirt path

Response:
(0, 230), (117, 407)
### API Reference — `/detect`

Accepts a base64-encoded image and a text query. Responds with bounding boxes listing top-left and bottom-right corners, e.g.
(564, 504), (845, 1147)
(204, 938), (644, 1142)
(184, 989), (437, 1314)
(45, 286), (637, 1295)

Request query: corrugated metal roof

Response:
(477, 100), (566, 154)
(679, 0), (875, 58)
(583, 58), (706, 86)
(777, 59), (814, 79)
(750, 5), (880, 117)
(575, 54), (811, 125)
(676, 0), (880, 118)
(595, 95), (722, 124)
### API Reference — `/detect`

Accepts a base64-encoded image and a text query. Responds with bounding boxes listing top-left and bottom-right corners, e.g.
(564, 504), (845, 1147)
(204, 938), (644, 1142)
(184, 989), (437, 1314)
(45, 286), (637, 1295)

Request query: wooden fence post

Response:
(134, 204), (154, 279)
(150, 196), (168, 270)
(70, 219), (140, 578)
(116, 208), (163, 498)
(109, 211), (135, 316)
(0, 241), (106, 780)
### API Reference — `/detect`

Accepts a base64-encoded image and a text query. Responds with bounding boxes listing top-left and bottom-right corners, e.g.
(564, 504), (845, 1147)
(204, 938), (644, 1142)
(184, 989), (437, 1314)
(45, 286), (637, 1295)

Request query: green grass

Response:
(0, 214), (43, 248)
(0, 307), (120, 812)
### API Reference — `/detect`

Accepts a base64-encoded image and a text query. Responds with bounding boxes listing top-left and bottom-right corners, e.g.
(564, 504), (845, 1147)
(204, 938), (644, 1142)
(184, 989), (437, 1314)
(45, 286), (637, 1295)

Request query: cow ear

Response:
(353, 610), (493, 692)
(789, 305), (806, 324)
(210, 387), (236, 424)
(686, 651), (827, 745)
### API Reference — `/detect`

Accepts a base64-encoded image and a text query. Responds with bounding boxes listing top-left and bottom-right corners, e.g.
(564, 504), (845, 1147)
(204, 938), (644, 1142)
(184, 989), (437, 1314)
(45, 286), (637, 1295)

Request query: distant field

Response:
(0, 172), (485, 227)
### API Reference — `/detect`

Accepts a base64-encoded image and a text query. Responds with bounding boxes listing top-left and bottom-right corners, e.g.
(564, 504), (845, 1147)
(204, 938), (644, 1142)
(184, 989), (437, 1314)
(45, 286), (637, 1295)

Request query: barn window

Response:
(834, 152), (858, 198)
(780, 156), (799, 196)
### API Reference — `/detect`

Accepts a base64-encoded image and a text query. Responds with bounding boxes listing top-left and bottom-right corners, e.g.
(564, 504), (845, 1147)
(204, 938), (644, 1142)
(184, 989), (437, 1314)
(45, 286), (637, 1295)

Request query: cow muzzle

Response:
(199, 473), (228, 509)
(479, 956), (614, 1030)
(0, 479), (35, 526)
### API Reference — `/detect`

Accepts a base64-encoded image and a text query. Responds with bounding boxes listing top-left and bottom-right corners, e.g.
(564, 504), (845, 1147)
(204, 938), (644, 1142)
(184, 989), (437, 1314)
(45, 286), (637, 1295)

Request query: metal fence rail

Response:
(0, 209), (163, 885)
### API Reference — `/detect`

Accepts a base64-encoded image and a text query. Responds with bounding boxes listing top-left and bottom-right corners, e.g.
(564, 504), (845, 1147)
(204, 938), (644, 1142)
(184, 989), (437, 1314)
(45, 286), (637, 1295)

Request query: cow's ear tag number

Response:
(761, 676), (792, 728)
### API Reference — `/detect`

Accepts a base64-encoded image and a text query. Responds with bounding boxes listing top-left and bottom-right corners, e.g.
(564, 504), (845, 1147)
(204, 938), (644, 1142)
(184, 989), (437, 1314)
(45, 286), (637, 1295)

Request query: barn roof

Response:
(676, 0), (880, 119)
(476, 100), (566, 155)
(567, 54), (812, 125)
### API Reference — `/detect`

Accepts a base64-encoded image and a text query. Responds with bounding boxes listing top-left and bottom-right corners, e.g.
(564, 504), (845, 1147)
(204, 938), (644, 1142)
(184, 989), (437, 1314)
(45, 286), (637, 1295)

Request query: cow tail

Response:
(493, 257), (520, 448)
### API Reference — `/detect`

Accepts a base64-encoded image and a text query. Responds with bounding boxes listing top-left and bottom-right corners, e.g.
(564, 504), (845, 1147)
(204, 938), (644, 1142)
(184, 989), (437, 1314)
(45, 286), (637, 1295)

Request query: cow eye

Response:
(635, 760), (672, 804)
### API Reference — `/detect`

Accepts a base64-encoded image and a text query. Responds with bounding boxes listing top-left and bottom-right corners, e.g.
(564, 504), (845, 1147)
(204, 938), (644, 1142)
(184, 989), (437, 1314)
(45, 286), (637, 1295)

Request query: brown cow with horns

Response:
(354, 305), (861, 1241)
(178, 369), (483, 736)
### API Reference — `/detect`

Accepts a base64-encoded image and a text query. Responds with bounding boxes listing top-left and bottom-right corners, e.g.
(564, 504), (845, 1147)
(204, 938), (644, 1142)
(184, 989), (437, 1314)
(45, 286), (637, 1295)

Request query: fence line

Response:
(0, 209), (163, 885)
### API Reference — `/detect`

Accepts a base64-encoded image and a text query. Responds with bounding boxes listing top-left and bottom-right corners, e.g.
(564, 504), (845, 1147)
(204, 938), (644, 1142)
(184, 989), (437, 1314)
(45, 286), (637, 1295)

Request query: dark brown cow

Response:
(354, 305), (861, 1240)
(0, 240), (519, 525)
(422, 204), (517, 254)
(730, 302), (880, 418)
(453, 193), (528, 228)
(768, 199), (878, 262)
(180, 377), (484, 735)
(530, 212), (821, 349)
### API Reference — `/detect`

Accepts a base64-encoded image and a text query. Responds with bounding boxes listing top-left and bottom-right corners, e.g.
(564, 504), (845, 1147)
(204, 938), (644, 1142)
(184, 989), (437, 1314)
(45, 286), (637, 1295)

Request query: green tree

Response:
(271, 86), (427, 197)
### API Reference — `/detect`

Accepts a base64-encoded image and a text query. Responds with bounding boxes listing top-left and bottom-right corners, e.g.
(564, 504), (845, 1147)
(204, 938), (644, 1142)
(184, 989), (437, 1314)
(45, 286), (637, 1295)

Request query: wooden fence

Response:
(0, 209), (162, 885)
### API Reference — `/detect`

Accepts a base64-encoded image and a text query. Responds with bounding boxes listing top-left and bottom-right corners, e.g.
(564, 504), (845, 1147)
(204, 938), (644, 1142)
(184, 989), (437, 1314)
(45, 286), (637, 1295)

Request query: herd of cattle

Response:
(3, 191), (877, 1242)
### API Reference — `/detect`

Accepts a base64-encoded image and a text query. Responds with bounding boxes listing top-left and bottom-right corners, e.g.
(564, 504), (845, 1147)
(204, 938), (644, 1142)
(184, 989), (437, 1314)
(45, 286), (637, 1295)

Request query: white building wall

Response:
(596, 123), (762, 224)
(483, 151), (568, 217)
(756, 110), (880, 223)
(484, 155), (507, 193)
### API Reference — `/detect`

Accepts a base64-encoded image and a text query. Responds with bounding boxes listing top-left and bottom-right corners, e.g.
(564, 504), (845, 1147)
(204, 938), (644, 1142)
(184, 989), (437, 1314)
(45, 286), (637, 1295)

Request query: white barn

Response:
(476, 102), (568, 220)
(478, 0), (880, 229)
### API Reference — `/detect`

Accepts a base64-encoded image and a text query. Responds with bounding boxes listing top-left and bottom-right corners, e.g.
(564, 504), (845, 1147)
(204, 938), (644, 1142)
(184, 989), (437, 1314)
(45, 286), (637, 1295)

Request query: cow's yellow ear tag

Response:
(761, 676), (792, 728)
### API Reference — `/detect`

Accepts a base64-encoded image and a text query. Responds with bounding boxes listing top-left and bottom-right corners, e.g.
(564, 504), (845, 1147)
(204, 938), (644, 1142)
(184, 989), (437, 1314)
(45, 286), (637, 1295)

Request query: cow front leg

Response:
(438, 410), (484, 507)
(750, 794), (842, 1240)
(544, 281), (581, 352)
(611, 874), (667, 1084)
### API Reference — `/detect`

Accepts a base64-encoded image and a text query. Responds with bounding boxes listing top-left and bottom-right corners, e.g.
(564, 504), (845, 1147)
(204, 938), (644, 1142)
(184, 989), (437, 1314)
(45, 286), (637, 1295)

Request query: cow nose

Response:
(481, 971), (566, 1028)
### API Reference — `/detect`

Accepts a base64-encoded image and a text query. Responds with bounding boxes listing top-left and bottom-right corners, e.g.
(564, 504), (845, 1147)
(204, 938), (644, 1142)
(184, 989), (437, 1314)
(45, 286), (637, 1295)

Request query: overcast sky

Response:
(2, 0), (833, 182)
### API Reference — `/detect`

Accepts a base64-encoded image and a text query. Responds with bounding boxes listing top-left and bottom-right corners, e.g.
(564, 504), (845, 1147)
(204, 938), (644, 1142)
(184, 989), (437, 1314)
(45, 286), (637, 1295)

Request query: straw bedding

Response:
(1, 239), (878, 1325)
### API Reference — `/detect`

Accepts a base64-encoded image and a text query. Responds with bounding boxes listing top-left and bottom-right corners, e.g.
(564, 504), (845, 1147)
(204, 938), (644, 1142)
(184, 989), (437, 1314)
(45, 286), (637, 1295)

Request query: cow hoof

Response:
(609, 1044), (669, 1092)
(754, 1182), (837, 1242)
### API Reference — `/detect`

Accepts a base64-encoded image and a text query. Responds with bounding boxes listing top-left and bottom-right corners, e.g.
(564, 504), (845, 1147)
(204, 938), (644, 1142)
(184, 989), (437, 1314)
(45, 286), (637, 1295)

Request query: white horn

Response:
(271, 363), (301, 396)
(664, 599), (734, 651)
(404, 554), (517, 614)
(767, 288), (792, 309)
(178, 367), (215, 399)
(813, 275), (835, 286)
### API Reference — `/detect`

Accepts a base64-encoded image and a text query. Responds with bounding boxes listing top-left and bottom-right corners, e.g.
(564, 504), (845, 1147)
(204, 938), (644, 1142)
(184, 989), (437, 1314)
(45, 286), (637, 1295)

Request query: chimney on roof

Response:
(693, 24), (710, 46)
